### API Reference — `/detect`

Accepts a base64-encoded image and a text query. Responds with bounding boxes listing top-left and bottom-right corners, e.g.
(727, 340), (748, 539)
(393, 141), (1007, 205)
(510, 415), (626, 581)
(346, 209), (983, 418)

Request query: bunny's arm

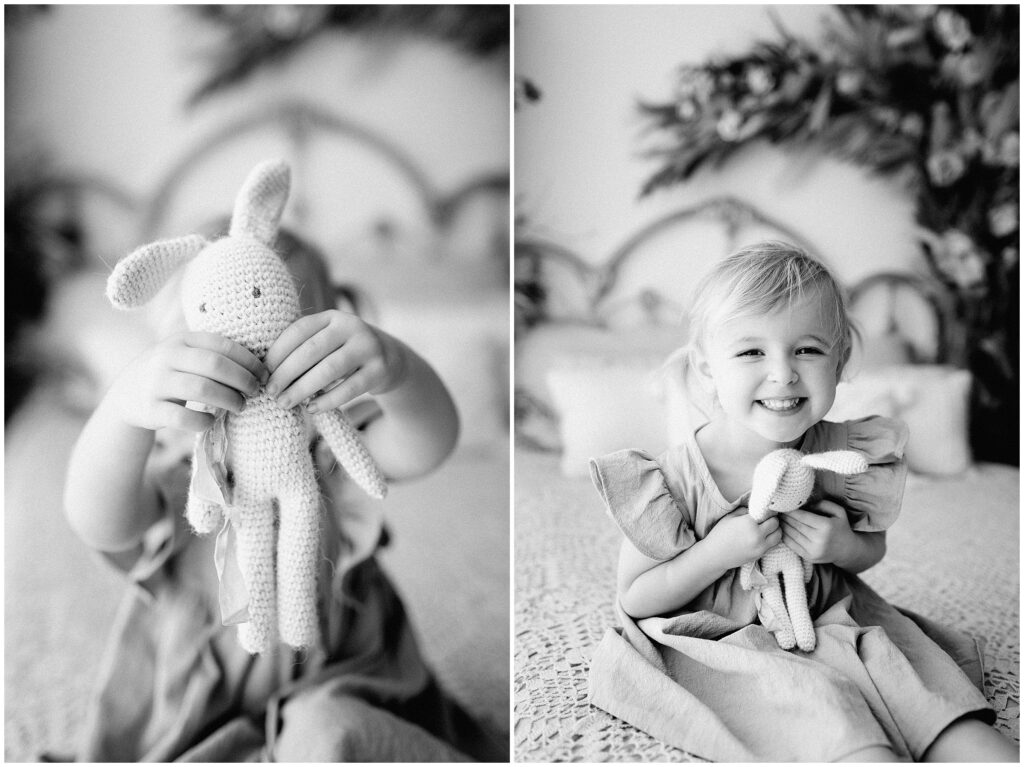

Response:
(312, 409), (388, 500)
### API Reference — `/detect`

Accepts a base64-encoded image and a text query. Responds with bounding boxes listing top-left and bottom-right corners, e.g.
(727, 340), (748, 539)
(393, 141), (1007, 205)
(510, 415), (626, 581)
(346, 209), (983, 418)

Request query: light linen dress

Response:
(71, 412), (503, 763)
(588, 416), (992, 762)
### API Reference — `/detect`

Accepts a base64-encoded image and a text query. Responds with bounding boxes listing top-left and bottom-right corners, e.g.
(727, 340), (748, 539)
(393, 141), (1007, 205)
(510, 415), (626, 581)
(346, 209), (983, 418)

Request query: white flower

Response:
(941, 52), (986, 88)
(1002, 247), (1019, 268)
(934, 9), (972, 52)
(989, 201), (1019, 238)
(926, 149), (967, 186)
(933, 230), (987, 289)
(998, 132), (1020, 167)
(900, 113), (925, 139)
(836, 69), (865, 97)
(676, 99), (699, 121)
(716, 110), (743, 142)
(745, 65), (775, 95)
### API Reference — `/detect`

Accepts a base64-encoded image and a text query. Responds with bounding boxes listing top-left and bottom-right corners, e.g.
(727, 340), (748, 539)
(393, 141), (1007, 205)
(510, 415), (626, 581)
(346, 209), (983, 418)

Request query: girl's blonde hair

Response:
(676, 241), (853, 413)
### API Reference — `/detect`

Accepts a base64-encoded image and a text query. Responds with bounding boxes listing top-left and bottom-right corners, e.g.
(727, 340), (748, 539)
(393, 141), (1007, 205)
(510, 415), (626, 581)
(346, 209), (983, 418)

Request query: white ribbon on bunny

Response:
(106, 159), (388, 654)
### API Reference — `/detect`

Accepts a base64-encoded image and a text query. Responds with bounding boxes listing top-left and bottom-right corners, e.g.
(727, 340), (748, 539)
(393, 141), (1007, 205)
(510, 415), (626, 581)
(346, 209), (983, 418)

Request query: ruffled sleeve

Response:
(589, 448), (696, 561)
(841, 416), (910, 532)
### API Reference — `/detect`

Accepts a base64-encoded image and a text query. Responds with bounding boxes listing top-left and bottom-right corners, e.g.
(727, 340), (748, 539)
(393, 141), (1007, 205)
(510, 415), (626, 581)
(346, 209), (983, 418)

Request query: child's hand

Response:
(779, 500), (857, 564)
(263, 310), (406, 414)
(705, 507), (783, 570)
(110, 332), (267, 433)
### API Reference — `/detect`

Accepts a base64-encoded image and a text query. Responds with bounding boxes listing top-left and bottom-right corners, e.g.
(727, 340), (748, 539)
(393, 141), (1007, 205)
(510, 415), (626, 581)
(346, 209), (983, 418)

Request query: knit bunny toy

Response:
(739, 449), (868, 652)
(106, 158), (388, 654)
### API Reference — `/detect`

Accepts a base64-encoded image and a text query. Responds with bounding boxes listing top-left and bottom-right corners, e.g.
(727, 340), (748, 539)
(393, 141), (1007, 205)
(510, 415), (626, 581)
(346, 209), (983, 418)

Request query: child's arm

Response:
(779, 499), (886, 574)
(64, 332), (266, 551)
(617, 508), (782, 619)
(264, 310), (458, 481)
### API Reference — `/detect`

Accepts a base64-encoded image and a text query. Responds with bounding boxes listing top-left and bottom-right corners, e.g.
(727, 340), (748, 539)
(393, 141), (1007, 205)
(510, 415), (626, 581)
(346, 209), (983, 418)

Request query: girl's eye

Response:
(252, 287), (261, 298)
(796, 347), (825, 356)
(737, 349), (762, 357)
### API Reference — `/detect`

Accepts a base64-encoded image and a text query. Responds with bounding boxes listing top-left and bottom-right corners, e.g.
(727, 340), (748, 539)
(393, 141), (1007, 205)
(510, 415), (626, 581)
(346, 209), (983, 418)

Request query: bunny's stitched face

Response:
(181, 237), (300, 358)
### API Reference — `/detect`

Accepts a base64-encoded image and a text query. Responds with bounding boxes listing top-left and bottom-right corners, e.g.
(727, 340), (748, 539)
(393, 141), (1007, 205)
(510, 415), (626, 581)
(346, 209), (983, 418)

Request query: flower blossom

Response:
(926, 149), (967, 186)
(716, 110), (744, 142)
(932, 229), (987, 289)
(941, 52), (986, 88)
(899, 113), (925, 139)
(745, 65), (775, 95)
(934, 9), (972, 52)
(836, 69), (865, 97)
(988, 201), (1019, 238)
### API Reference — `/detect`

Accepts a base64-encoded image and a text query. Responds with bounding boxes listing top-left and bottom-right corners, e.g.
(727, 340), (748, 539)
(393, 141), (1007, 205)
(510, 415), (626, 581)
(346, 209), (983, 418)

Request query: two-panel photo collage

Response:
(4, 3), (1019, 764)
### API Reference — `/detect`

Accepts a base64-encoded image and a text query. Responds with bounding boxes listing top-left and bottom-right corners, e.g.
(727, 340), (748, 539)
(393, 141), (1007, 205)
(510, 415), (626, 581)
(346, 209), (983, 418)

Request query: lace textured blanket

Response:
(514, 447), (1019, 762)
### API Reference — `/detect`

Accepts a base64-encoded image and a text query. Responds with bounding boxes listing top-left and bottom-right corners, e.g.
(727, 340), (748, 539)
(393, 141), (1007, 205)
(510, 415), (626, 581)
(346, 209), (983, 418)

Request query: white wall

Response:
(6, 5), (510, 295)
(515, 4), (921, 287)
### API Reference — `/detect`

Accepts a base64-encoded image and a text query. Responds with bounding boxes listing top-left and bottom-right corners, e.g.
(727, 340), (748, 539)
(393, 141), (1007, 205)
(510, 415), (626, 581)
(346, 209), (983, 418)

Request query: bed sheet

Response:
(513, 446), (1019, 762)
(4, 386), (509, 761)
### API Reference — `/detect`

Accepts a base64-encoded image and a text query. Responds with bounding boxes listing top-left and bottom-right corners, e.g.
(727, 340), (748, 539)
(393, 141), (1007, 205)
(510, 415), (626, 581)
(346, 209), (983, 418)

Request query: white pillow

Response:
(380, 294), (508, 448)
(828, 365), (972, 475)
(547, 357), (669, 477)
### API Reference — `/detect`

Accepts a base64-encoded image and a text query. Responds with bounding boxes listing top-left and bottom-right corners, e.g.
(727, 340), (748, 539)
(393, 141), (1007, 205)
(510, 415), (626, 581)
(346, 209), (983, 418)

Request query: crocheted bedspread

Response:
(514, 446), (1020, 762)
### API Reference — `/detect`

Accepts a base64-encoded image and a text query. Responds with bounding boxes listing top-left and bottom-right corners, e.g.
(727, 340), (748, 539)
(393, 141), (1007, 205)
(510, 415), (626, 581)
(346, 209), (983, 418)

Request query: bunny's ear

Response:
(106, 234), (208, 309)
(749, 450), (792, 520)
(229, 159), (291, 246)
(800, 450), (869, 476)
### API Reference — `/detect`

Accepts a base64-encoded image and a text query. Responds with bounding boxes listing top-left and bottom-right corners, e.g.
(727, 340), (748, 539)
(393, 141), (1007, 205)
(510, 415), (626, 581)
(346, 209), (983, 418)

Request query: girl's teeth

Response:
(760, 398), (801, 411)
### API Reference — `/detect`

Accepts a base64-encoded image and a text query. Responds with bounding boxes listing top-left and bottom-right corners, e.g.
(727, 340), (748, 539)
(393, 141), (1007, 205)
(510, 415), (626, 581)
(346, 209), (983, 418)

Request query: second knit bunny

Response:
(739, 449), (868, 652)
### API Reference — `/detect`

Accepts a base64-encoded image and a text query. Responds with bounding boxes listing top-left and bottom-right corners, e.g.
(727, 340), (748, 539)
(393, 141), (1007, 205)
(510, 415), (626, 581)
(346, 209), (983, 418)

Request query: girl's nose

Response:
(767, 359), (798, 384)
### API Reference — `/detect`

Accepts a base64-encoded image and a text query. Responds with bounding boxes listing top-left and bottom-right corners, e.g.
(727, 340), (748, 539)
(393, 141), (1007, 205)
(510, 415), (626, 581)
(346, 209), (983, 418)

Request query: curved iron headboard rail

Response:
(847, 271), (948, 364)
(592, 195), (824, 307)
(140, 98), (509, 239)
(515, 195), (825, 327)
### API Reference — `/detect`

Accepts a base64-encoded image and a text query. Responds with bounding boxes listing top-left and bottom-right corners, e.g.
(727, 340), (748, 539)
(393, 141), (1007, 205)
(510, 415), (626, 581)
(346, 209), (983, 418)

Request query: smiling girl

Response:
(587, 242), (1017, 762)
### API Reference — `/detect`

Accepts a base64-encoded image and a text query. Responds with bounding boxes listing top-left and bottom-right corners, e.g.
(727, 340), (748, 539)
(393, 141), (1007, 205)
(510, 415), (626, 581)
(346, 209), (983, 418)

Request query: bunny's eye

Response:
(199, 302), (207, 313)
(252, 287), (261, 298)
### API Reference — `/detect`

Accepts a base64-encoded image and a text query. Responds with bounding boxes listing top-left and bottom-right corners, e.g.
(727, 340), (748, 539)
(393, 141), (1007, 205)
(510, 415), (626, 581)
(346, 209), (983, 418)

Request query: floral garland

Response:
(640, 5), (1018, 462)
(187, 5), (509, 104)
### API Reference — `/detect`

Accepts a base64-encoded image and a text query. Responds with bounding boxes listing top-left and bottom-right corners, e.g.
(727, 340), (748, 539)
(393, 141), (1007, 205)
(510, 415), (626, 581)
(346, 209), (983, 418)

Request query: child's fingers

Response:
(762, 523), (783, 549)
(276, 343), (371, 410)
(263, 313), (334, 373)
(163, 372), (246, 414)
(155, 401), (215, 433)
(780, 511), (817, 533)
(306, 364), (381, 413)
(269, 340), (346, 403)
(175, 346), (263, 397)
(184, 331), (268, 383)
(271, 330), (377, 406)
(780, 518), (812, 550)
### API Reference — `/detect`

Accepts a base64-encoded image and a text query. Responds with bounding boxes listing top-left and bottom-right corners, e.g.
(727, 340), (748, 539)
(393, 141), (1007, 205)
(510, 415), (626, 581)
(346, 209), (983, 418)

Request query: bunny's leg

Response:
(275, 464), (322, 650)
(781, 552), (816, 652)
(233, 494), (278, 654)
(759, 576), (797, 650)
